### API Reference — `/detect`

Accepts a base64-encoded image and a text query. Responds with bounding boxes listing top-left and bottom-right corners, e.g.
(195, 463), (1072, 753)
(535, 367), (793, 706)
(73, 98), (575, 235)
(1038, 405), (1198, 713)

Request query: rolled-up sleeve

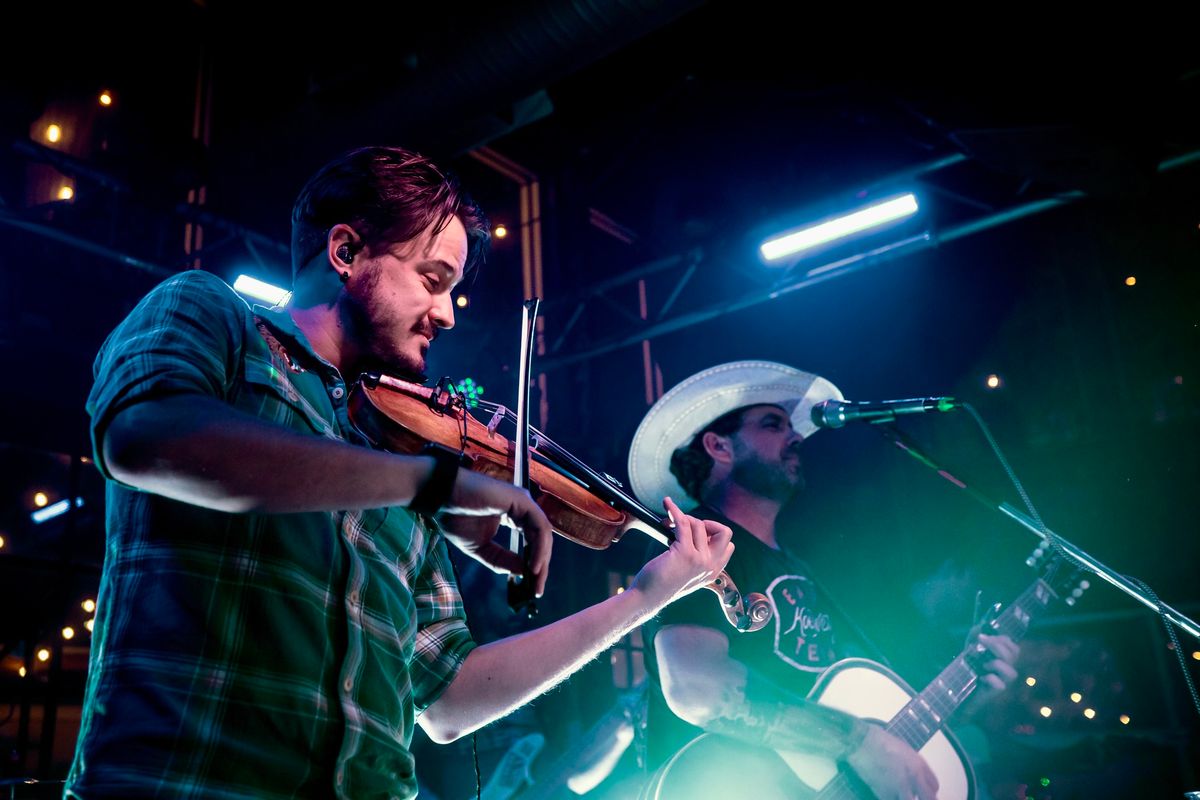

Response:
(409, 535), (476, 712)
(86, 271), (246, 480)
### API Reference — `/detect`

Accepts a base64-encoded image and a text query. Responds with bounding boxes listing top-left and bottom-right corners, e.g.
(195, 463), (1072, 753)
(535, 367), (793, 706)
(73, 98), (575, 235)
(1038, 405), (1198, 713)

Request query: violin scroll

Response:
(705, 573), (771, 633)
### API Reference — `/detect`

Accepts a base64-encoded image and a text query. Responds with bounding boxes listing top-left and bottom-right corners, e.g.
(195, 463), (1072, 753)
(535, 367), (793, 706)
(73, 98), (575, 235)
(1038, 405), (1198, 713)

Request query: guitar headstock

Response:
(1026, 541), (1091, 606)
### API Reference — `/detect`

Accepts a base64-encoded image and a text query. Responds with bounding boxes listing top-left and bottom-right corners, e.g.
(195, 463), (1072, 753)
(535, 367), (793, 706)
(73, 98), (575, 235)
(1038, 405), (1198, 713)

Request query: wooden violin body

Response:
(351, 375), (626, 550)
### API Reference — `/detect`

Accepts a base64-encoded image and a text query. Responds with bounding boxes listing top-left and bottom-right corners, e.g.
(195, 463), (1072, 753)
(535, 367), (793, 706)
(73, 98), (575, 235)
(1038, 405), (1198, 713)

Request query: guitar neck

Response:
(885, 577), (1057, 751)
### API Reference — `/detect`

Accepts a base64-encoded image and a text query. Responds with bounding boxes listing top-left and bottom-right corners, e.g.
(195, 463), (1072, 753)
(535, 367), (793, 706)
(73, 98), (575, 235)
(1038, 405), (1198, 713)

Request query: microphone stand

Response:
(873, 423), (1200, 640)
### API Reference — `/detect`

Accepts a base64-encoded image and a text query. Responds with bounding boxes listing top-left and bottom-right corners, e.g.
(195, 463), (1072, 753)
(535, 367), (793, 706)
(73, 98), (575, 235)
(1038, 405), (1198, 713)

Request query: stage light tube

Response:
(761, 193), (919, 262)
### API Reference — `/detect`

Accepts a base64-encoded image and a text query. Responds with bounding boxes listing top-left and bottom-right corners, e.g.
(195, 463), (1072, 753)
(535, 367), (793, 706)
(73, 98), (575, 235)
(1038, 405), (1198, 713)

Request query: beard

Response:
(730, 451), (805, 503)
(338, 272), (430, 382)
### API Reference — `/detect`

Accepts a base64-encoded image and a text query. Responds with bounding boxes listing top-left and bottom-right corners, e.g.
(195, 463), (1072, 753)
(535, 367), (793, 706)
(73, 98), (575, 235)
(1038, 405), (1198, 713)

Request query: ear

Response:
(327, 224), (361, 279)
(701, 431), (734, 466)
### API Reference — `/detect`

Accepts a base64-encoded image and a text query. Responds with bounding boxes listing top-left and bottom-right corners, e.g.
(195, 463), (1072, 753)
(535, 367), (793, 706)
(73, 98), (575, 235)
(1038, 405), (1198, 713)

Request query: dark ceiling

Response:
(5, 2), (1197, 443)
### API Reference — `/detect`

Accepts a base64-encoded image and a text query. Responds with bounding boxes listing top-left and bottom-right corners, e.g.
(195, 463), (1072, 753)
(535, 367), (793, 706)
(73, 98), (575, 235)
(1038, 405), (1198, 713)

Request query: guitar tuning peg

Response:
(1065, 596), (1076, 606)
(1079, 580), (1090, 590)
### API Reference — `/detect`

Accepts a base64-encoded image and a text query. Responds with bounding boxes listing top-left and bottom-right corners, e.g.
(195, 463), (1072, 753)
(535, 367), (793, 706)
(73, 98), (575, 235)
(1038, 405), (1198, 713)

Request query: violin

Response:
(348, 373), (772, 633)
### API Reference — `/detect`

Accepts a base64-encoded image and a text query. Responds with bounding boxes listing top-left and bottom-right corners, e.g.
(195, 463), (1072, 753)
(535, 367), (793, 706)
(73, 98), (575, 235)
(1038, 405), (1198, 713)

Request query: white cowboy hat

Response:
(627, 360), (843, 511)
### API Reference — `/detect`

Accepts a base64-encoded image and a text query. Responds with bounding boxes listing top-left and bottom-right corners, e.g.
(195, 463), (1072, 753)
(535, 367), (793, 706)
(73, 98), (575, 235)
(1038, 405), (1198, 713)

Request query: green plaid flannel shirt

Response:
(66, 270), (475, 800)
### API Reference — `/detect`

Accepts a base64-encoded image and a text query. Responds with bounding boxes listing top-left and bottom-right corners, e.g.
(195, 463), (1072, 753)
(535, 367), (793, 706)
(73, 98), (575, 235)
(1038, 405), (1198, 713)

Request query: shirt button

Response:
(336, 769), (344, 785)
(343, 676), (354, 692)
(349, 590), (360, 605)
(331, 385), (345, 400)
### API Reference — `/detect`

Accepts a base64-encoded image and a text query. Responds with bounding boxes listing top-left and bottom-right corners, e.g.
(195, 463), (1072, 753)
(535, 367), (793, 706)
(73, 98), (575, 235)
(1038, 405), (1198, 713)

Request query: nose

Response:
(430, 292), (456, 331)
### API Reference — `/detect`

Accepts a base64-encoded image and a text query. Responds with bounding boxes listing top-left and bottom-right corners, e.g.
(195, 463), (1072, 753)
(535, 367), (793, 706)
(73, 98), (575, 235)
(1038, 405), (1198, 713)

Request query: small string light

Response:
(36, 648), (50, 662)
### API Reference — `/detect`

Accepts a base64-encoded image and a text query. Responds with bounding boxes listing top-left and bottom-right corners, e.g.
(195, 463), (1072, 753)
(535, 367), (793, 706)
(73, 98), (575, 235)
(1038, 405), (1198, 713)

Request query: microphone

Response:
(811, 397), (961, 429)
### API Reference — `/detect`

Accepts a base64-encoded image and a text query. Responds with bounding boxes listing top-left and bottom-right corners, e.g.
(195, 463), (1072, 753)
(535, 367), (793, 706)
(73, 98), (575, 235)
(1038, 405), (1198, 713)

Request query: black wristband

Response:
(410, 445), (461, 515)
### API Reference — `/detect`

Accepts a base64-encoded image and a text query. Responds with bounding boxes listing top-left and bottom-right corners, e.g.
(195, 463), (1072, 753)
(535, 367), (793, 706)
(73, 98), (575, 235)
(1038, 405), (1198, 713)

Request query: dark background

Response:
(1, 3), (1197, 797)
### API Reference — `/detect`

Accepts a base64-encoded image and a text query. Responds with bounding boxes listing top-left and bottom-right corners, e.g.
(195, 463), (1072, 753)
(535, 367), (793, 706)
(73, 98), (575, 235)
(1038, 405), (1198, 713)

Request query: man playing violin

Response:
(628, 361), (1021, 800)
(66, 146), (734, 800)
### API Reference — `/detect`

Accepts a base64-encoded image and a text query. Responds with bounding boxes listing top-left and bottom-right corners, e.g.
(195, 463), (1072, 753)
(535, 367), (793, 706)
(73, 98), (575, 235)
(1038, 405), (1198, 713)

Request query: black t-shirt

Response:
(642, 506), (859, 769)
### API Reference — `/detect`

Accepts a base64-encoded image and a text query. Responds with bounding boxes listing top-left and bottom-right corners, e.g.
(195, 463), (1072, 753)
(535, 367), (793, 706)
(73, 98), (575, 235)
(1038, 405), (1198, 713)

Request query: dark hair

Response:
(669, 406), (748, 501)
(290, 146), (489, 281)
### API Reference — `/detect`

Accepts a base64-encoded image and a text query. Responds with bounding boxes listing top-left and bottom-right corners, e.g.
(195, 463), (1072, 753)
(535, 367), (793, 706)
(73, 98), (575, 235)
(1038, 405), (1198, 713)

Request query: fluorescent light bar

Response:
(233, 275), (292, 307)
(32, 497), (84, 524)
(760, 193), (919, 262)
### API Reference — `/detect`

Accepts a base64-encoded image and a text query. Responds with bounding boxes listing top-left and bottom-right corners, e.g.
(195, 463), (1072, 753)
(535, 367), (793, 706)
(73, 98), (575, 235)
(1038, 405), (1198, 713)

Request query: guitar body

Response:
(783, 658), (976, 799)
(645, 735), (809, 800)
(646, 658), (976, 800)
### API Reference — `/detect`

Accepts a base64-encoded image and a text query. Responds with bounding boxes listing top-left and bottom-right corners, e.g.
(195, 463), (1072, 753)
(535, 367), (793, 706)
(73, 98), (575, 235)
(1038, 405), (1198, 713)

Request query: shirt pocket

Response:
(240, 353), (339, 439)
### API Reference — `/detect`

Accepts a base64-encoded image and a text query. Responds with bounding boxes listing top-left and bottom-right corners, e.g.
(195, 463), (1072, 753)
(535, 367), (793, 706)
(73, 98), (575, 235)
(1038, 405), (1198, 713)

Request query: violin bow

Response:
(506, 297), (541, 618)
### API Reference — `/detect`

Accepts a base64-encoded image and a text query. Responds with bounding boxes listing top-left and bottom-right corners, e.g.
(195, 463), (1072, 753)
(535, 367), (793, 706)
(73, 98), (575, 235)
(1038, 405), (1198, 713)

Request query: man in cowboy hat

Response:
(628, 361), (1019, 800)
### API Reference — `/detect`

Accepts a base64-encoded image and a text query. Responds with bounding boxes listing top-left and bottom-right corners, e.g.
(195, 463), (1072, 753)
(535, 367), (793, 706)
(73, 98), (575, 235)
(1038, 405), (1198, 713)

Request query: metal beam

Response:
(0, 209), (174, 279)
(538, 150), (1200, 373)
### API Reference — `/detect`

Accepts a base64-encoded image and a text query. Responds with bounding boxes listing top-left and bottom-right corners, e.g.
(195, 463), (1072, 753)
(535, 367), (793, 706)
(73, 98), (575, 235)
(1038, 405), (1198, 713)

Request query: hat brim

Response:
(627, 361), (843, 512)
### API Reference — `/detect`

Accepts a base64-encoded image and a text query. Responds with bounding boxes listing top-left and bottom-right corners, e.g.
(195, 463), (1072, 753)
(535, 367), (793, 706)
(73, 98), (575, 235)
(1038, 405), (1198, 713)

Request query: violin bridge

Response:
(486, 405), (509, 436)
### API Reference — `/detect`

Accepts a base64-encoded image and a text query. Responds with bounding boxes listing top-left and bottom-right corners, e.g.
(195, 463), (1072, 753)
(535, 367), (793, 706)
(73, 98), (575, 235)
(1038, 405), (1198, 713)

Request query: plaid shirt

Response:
(67, 270), (475, 800)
